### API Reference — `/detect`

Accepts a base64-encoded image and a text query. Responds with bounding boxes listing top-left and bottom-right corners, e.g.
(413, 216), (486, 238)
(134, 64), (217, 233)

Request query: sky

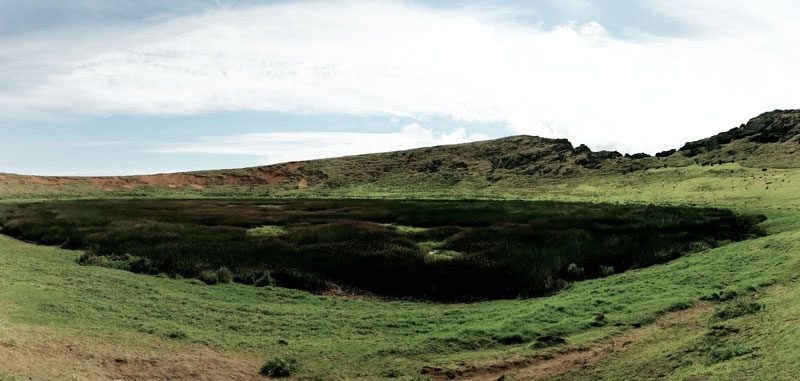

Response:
(0, 0), (798, 175)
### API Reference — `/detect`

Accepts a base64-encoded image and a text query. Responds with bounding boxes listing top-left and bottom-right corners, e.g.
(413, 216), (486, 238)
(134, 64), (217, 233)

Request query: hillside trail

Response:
(429, 302), (712, 381)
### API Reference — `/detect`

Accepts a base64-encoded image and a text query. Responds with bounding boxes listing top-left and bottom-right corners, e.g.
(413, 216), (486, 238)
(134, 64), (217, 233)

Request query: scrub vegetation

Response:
(0, 199), (763, 301)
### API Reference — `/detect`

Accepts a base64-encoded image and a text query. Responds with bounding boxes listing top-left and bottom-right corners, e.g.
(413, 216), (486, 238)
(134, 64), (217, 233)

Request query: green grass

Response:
(3, 160), (800, 379)
(246, 225), (288, 236)
(384, 224), (430, 234)
(1, 211), (799, 379)
(554, 280), (800, 380)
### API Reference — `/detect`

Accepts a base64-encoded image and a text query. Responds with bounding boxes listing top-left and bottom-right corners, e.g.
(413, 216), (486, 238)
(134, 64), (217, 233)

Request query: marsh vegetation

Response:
(0, 199), (764, 301)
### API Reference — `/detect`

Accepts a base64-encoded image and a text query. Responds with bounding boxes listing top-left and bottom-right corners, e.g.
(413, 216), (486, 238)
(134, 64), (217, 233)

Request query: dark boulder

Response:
(576, 150), (622, 169)
(656, 149), (676, 158)
(572, 144), (591, 154)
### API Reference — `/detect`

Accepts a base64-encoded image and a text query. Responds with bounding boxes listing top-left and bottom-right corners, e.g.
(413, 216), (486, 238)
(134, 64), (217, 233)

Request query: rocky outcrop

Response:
(679, 110), (800, 156)
(655, 149), (676, 158)
(575, 150), (623, 169)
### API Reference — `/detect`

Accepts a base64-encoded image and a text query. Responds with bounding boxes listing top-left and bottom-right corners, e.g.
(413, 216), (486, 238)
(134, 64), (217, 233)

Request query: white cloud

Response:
(157, 123), (489, 164)
(1, 0), (799, 154)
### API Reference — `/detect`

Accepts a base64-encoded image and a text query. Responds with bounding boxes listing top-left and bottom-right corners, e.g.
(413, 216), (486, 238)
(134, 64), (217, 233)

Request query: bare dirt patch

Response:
(427, 303), (713, 381)
(140, 173), (210, 188)
(0, 322), (262, 381)
(254, 170), (285, 184)
(23, 176), (79, 186)
(3, 162), (312, 192)
(89, 174), (211, 190)
(253, 162), (307, 185)
(91, 177), (138, 190)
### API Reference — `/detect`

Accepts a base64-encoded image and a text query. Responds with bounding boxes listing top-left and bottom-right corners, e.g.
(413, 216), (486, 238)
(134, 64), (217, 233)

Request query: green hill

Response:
(1, 109), (798, 200)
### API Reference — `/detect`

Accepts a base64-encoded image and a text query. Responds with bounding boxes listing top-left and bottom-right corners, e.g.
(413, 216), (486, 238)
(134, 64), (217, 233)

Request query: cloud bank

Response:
(158, 123), (489, 164)
(1, 0), (799, 154)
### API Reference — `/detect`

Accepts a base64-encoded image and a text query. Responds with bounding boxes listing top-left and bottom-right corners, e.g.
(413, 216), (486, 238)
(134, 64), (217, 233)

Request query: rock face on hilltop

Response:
(680, 110), (800, 156)
(667, 109), (800, 169)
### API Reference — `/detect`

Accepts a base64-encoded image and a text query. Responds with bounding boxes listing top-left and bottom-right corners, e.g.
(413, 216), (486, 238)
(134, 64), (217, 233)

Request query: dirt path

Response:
(430, 303), (712, 381)
(0, 321), (263, 381)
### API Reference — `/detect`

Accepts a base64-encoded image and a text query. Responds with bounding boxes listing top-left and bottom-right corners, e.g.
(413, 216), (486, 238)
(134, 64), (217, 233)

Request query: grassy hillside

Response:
(1, 162), (800, 379)
(1, 110), (798, 201)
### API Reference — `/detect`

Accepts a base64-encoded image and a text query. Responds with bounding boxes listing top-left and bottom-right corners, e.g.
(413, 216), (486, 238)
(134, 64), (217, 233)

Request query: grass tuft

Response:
(260, 358), (299, 378)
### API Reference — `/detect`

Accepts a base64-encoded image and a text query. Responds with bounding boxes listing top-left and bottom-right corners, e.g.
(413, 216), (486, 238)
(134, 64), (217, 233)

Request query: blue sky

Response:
(1, 0), (798, 175)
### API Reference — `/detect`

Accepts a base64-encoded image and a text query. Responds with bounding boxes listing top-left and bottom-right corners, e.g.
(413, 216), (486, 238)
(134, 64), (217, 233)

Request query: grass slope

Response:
(2, 163), (800, 379)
